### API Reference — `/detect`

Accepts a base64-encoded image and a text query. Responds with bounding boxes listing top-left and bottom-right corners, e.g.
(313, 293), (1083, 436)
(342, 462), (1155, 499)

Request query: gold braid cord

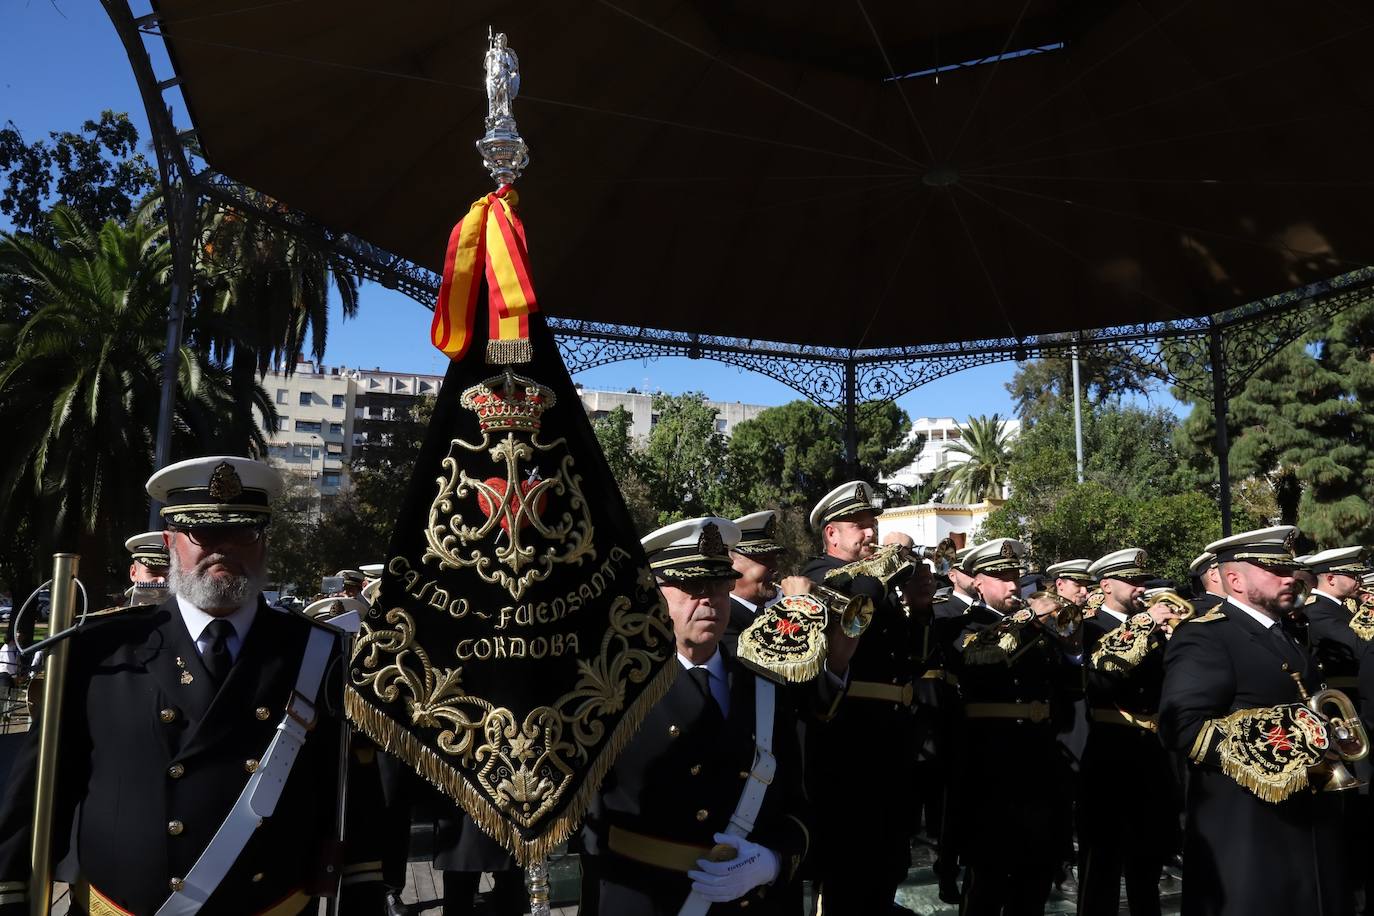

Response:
(1350, 595), (1374, 641)
(1090, 613), (1159, 673)
(1207, 704), (1332, 804)
(961, 610), (1036, 665)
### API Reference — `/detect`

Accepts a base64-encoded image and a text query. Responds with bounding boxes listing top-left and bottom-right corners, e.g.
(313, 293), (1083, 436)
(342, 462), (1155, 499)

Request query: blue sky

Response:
(3, 5), (1186, 422)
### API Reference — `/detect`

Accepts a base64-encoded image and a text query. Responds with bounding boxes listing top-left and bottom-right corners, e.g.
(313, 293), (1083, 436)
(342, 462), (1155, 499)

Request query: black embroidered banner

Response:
(347, 311), (673, 863)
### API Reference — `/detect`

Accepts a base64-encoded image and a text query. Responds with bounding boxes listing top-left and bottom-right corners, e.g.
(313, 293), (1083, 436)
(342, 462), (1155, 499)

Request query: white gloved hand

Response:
(687, 833), (781, 903)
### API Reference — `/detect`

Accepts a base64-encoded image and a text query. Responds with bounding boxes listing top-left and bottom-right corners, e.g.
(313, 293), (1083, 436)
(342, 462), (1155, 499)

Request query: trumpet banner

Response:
(350, 203), (674, 864)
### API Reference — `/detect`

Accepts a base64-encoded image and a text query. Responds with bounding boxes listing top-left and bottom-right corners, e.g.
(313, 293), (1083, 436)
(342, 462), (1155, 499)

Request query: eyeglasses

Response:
(171, 526), (266, 548)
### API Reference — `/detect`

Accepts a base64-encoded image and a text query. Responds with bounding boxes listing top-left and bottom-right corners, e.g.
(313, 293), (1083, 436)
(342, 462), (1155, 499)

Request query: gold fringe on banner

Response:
(346, 657), (676, 865)
(486, 338), (533, 366)
(1219, 755), (1310, 804)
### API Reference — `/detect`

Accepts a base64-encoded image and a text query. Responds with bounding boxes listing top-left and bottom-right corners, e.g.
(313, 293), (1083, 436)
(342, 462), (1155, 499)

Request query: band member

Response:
(125, 531), (172, 606)
(334, 569), (366, 599)
(1188, 552), (1226, 613)
(956, 538), (1077, 916)
(1078, 549), (1182, 916)
(801, 481), (926, 913)
(1045, 559), (1094, 607)
(1303, 546), (1371, 703)
(724, 511), (786, 653)
(580, 517), (811, 915)
(1160, 526), (1353, 916)
(0, 456), (386, 915)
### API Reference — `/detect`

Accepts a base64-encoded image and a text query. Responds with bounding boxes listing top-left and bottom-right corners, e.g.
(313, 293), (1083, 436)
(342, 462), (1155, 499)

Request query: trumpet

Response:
(824, 543), (921, 592)
(1144, 591), (1194, 636)
(1020, 588), (1083, 641)
(1291, 673), (1369, 792)
(808, 583), (874, 638)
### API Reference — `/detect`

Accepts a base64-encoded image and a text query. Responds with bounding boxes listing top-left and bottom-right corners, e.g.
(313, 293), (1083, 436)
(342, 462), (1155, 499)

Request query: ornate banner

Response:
(348, 309), (675, 863)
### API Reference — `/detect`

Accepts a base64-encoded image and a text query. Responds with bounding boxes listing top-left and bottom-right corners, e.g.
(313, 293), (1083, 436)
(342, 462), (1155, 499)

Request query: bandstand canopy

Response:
(149, 0), (1374, 349)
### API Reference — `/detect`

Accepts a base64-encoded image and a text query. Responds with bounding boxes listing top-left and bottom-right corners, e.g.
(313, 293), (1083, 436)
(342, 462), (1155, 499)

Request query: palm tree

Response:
(933, 414), (1015, 504)
(192, 193), (360, 446)
(0, 200), (275, 595)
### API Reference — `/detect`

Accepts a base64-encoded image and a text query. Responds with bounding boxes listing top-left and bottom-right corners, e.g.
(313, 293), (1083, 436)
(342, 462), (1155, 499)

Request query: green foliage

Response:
(1006, 348), (1157, 421)
(0, 112), (157, 246)
(930, 414), (1013, 503)
(1170, 300), (1374, 546)
(0, 202), (274, 596)
(976, 400), (1221, 582)
(638, 392), (732, 526)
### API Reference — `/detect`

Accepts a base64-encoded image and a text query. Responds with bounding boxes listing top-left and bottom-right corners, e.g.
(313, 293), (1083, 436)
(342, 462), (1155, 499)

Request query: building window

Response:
(277, 417), (289, 431)
(332, 394), (346, 409)
(299, 391), (313, 407)
(292, 444), (320, 461)
(329, 422), (344, 436)
(322, 471), (342, 487)
(715, 418), (727, 433)
(276, 389), (288, 405)
(295, 420), (322, 433)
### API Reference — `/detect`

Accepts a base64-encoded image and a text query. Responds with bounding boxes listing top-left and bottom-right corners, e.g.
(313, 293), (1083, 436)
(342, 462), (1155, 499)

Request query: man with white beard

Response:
(0, 456), (387, 915)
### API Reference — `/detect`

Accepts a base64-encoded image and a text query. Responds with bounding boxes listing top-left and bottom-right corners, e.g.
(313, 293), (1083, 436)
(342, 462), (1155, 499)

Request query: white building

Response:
(882, 416), (1021, 492)
(256, 361), (768, 496)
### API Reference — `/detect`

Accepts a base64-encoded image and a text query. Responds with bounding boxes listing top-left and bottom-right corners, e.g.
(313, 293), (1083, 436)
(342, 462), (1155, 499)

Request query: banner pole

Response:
(525, 858), (551, 916)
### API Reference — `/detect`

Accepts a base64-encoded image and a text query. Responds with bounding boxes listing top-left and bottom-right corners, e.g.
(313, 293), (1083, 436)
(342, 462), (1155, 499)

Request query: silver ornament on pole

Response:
(477, 28), (530, 188)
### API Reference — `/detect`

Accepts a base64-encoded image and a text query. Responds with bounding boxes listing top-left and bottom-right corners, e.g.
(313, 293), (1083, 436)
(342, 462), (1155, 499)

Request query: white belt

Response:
(155, 611), (359, 916)
(678, 676), (776, 916)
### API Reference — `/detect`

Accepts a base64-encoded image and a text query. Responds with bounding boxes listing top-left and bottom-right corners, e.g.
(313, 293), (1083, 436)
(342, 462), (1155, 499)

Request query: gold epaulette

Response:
(1090, 613), (1157, 673)
(960, 612), (1033, 665)
(1190, 609), (1227, 624)
(1350, 600), (1374, 641)
(1305, 593), (1318, 606)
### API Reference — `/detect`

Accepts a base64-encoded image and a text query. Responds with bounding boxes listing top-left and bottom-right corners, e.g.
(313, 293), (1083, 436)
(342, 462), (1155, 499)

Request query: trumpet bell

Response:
(1314, 759), (1365, 793)
(810, 583), (874, 638)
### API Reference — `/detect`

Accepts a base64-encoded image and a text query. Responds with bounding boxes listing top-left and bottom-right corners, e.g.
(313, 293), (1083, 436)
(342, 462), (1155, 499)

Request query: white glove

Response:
(687, 833), (781, 903)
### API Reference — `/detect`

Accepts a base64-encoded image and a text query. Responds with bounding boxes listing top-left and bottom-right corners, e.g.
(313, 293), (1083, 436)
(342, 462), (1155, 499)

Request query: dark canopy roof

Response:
(151, 0), (1374, 349)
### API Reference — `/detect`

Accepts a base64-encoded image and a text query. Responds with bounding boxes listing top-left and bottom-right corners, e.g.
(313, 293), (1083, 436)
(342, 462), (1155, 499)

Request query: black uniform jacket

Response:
(800, 554), (925, 878)
(1305, 592), (1365, 703)
(0, 596), (384, 916)
(721, 596), (757, 656)
(1160, 600), (1351, 916)
(955, 605), (1077, 864)
(1080, 611), (1177, 856)
(581, 645), (810, 916)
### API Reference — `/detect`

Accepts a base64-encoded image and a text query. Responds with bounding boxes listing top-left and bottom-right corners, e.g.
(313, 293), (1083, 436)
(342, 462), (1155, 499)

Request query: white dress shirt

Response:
(677, 649), (731, 717)
(178, 594), (258, 663)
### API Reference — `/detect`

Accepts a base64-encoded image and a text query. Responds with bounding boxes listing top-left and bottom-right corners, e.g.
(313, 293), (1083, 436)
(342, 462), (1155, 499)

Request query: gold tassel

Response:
(346, 655), (676, 865)
(1219, 754), (1309, 804)
(737, 642), (825, 684)
(486, 338), (533, 366)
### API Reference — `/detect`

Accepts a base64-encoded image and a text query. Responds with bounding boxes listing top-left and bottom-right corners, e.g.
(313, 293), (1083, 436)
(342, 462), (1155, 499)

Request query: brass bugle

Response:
(809, 583), (874, 638)
(1024, 588), (1082, 640)
(1291, 673), (1369, 792)
(1144, 591), (1194, 635)
(31, 553), (79, 915)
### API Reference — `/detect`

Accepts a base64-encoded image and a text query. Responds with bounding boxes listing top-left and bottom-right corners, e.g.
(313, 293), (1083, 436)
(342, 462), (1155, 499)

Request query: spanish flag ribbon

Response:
(431, 186), (538, 364)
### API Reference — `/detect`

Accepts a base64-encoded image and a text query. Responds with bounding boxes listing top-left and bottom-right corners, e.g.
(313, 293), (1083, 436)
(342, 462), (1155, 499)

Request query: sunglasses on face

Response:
(171, 526), (266, 548)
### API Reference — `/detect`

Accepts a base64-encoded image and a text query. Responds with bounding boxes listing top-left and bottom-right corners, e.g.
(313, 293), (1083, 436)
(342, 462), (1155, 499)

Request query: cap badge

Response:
(208, 461), (244, 502)
(853, 484), (869, 506)
(1000, 541), (1015, 559)
(699, 522), (726, 558)
(1283, 529), (1298, 552)
(1135, 549), (1147, 567)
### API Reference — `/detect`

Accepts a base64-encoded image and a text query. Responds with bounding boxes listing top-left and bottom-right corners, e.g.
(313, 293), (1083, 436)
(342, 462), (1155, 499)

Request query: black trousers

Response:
(442, 869), (525, 915)
(960, 862), (1053, 916)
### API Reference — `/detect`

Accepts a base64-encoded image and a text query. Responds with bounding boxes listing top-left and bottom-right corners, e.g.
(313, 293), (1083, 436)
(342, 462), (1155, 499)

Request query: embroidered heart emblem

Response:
(476, 477), (547, 533)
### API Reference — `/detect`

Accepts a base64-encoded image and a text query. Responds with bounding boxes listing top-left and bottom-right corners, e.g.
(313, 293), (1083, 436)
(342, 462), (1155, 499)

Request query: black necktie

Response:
(688, 666), (718, 713)
(204, 619), (235, 684)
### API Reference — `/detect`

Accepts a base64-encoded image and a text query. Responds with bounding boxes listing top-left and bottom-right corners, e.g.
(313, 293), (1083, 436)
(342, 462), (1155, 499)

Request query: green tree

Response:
(0, 112), (157, 246)
(1007, 347), (1157, 421)
(0, 202), (274, 598)
(638, 393), (732, 526)
(1169, 301), (1374, 546)
(725, 400), (922, 517)
(931, 414), (1015, 503)
(591, 405), (657, 534)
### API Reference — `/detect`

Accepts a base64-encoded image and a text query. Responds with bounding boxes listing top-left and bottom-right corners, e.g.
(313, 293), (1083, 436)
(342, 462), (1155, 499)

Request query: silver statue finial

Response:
(477, 28), (530, 187)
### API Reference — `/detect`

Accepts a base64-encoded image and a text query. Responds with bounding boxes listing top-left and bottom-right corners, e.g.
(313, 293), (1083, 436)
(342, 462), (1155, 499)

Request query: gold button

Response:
(170, 877), (184, 892)
(252, 872), (265, 883)
(159, 707), (178, 724)
(168, 764), (185, 779)
(255, 706), (271, 721)
(696, 809), (709, 821)
(740, 901), (750, 909)
(168, 820), (184, 836)
(244, 759), (259, 774)
(668, 725), (680, 738)
(690, 764), (702, 776)
(739, 771), (750, 779)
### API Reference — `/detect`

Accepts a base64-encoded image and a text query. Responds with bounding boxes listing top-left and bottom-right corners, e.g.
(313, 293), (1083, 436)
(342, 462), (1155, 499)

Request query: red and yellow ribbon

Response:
(431, 186), (538, 363)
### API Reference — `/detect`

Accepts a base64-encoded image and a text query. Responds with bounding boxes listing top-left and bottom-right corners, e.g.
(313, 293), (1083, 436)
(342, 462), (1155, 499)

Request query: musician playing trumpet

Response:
(955, 539), (1079, 915)
(1078, 549), (1183, 916)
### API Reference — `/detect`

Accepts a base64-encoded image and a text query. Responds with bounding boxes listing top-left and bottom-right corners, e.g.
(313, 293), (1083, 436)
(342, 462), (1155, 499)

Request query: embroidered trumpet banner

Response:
(431, 186), (538, 364)
(354, 209), (673, 865)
